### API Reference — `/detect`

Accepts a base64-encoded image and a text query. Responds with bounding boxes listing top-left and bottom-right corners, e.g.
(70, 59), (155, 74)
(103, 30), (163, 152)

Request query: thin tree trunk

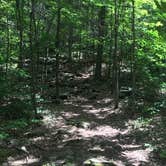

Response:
(112, 0), (119, 109)
(95, 6), (106, 80)
(29, 0), (37, 116)
(16, 0), (24, 68)
(108, 8), (113, 78)
(6, 15), (10, 76)
(131, 0), (136, 110)
(55, 1), (61, 100)
(68, 26), (73, 63)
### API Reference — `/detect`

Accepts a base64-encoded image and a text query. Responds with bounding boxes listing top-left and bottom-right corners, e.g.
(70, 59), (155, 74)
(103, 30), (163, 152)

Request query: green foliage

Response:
(159, 149), (166, 159)
(0, 118), (42, 143)
(144, 143), (157, 151)
(0, 77), (8, 100)
(4, 119), (28, 130)
(0, 132), (9, 140)
(0, 98), (32, 120)
(0, 148), (13, 163)
(133, 117), (152, 129)
(142, 106), (160, 116)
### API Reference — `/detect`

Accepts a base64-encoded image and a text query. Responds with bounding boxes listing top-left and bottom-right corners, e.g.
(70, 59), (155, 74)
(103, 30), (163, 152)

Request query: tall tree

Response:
(131, 0), (136, 110)
(29, 0), (37, 115)
(112, 0), (119, 108)
(55, 0), (61, 100)
(15, 0), (24, 68)
(95, 5), (106, 80)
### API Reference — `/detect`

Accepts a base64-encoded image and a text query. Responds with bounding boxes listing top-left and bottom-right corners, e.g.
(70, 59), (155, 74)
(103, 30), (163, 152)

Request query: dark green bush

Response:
(0, 98), (32, 120)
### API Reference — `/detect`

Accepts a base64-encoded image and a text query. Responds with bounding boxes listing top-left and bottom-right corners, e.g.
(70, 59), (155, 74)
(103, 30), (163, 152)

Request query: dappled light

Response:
(122, 149), (151, 164)
(77, 125), (120, 138)
(0, 0), (166, 165)
(7, 156), (40, 166)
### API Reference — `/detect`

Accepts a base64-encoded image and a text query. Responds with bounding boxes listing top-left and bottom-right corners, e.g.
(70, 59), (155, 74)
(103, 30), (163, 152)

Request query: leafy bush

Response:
(159, 149), (166, 159)
(0, 98), (32, 120)
(4, 119), (29, 129)
(0, 132), (9, 140)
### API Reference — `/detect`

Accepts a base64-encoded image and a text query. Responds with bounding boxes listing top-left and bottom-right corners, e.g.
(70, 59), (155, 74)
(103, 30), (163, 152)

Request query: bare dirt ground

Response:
(1, 73), (166, 166)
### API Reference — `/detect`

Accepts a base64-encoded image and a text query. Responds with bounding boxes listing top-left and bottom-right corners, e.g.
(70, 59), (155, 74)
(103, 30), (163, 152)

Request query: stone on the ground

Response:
(83, 158), (116, 166)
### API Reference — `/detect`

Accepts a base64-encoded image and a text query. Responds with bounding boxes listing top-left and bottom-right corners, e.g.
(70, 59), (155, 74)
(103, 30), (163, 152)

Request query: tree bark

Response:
(55, 1), (61, 100)
(6, 15), (10, 76)
(29, 0), (37, 115)
(112, 0), (119, 109)
(16, 0), (24, 68)
(68, 26), (73, 63)
(95, 6), (106, 80)
(131, 0), (136, 110)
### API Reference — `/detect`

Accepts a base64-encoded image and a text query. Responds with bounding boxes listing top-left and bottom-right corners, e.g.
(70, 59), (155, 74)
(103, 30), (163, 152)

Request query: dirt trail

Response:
(2, 74), (165, 166)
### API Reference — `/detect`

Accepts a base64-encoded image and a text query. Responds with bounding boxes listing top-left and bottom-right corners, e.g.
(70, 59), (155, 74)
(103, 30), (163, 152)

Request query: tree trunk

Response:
(68, 26), (73, 63)
(108, 8), (113, 78)
(95, 6), (106, 80)
(29, 0), (37, 116)
(55, 1), (61, 100)
(131, 0), (136, 110)
(112, 0), (119, 109)
(16, 0), (24, 68)
(6, 15), (10, 76)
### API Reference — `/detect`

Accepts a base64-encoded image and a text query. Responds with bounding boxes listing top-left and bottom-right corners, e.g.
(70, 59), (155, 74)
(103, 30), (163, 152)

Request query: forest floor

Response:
(1, 71), (166, 166)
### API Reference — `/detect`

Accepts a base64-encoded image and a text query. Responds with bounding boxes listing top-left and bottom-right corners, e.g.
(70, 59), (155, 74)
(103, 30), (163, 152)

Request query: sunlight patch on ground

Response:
(122, 149), (152, 165)
(85, 108), (101, 114)
(30, 136), (46, 142)
(77, 125), (119, 138)
(121, 128), (133, 135)
(84, 156), (114, 165)
(81, 73), (91, 79)
(67, 126), (78, 134)
(82, 107), (118, 120)
(122, 144), (142, 150)
(85, 107), (112, 114)
(6, 156), (40, 166)
(97, 98), (113, 104)
(89, 145), (105, 152)
(43, 114), (65, 128)
(82, 104), (94, 109)
(61, 112), (80, 119)
(70, 96), (88, 103)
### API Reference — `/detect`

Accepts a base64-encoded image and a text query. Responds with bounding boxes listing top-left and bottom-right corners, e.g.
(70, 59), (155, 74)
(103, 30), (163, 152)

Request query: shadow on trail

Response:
(2, 76), (161, 166)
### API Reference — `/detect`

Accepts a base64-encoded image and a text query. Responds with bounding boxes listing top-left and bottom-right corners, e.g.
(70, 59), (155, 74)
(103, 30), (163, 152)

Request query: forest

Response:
(0, 0), (166, 165)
